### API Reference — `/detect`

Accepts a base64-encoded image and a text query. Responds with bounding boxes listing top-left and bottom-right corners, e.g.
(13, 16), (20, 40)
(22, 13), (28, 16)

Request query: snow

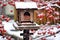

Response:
(2, 20), (23, 39)
(38, 2), (60, 10)
(46, 32), (60, 40)
(31, 25), (60, 40)
(0, 20), (60, 40)
(15, 2), (37, 9)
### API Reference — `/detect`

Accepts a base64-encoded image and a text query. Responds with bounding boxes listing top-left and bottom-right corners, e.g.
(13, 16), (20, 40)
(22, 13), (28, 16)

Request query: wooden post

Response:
(20, 29), (33, 40)
(14, 7), (17, 21)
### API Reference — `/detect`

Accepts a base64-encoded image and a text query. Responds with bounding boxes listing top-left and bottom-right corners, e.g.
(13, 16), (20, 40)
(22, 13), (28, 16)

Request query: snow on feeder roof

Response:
(15, 2), (37, 9)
